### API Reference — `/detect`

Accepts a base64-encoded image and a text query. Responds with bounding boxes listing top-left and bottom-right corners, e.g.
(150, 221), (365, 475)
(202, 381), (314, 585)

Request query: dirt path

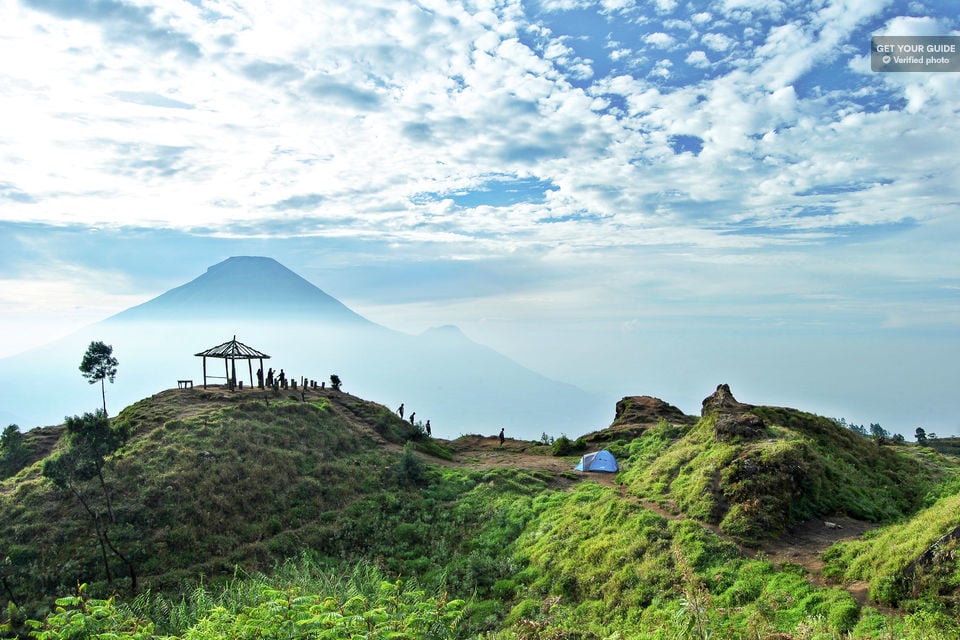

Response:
(756, 515), (879, 605)
(443, 435), (576, 472)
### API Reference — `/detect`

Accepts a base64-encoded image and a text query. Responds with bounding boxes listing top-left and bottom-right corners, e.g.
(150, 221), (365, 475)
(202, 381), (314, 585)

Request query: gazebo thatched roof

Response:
(194, 336), (270, 359)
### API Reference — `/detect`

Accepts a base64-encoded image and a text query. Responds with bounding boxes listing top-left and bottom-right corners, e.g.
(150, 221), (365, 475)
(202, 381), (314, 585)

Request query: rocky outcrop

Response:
(701, 383), (752, 415)
(613, 396), (695, 428)
(702, 384), (765, 441)
(580, 395), (695, 444)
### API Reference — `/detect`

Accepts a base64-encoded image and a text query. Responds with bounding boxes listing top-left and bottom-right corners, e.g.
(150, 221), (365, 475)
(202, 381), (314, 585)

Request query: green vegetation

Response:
(823, 489), (960, 607)
(41, 410), (134, 592)
(621, 406), (944, 541)
(21, 560), (464, 639)
(4, 386), (960, 639)
(0, 426), (28, 480)
(926, 437), (960, 457)
(550, 434), (585, 457)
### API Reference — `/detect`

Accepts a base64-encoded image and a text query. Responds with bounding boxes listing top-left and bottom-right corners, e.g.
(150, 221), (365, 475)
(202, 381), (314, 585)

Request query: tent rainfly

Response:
(194, 336), (270, 389)
(574, 449), (619, 473)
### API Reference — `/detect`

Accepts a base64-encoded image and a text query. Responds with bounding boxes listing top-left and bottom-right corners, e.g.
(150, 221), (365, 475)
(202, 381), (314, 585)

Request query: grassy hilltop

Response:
(3, 383), (960, 639)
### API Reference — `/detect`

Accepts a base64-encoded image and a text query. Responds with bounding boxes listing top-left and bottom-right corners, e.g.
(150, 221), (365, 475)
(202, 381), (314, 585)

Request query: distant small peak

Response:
(422, 324), (465, 337)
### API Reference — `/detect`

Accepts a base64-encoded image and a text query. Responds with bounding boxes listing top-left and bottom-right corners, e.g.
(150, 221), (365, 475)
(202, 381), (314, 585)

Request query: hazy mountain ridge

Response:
(0, 257), (606, 437)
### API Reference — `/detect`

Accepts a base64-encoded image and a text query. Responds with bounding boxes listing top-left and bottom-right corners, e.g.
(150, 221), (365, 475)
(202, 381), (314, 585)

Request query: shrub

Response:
(551, 435), (585, 457)
(392, 442), (427, 487)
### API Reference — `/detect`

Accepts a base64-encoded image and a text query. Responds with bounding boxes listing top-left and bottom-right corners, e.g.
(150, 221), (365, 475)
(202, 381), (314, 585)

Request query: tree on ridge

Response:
(80, 341), (119, 416)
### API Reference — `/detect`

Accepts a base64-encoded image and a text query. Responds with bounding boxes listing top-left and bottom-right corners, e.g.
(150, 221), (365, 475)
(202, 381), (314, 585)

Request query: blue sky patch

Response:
(414, 177), (559, 208)
(667, 134), (704, 155)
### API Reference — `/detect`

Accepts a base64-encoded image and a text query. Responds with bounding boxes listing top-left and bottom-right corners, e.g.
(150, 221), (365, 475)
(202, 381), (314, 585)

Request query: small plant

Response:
(673, 544), (714, 640)
(392, 442), (427, 487)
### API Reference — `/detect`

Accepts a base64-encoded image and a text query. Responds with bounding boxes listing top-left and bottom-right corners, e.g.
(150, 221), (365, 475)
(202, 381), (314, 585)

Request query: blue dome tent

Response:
(574, 449), (619, 473)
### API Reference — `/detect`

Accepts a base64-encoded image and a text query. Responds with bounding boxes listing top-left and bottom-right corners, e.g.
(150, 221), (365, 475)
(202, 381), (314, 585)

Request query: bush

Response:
(392, 442), (427, 487)
(552, 435), (586, 457)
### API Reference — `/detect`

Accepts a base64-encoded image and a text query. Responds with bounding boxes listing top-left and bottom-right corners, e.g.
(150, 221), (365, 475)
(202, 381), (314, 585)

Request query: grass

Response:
(6, 386), (960, 639)
(619, 406), (949, 543)
(823, 490), (960, 606)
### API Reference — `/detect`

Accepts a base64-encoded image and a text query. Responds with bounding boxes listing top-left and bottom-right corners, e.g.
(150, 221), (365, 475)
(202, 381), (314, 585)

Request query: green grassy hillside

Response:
(823, 468), (960, 607)
(4, 383), (960, 639)
(619, 386), (947, 541)
(0, 387), (551, 625)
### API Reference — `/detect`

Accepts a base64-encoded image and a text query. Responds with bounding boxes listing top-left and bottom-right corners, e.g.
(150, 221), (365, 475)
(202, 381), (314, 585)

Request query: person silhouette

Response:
(499, 427), (505, 447)
(409, 412), (416, 425)
(398, 403), (405, 419)
(426, 420), (431, 436)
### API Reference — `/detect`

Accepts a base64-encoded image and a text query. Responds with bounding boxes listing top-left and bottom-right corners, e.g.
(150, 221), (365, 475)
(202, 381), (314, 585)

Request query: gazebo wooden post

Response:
(248, 359), (254, 387)
(202, 356), (208, 388)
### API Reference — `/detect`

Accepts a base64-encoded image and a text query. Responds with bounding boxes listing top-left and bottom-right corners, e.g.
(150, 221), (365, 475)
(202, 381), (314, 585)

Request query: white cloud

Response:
(685, 50), (710, 67)
(880, 15), (948, 36)
(702, 32), (736, 52)
(644, 32), (675, 48)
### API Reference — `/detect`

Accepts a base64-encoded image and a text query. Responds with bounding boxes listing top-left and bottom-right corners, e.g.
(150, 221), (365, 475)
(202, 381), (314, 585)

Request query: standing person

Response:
(425, 420), (431, 436)
(256, 367), (264, 389)
(266, 368), (274, 387)
(398, 403), (405, 419)
(279, 369), (286, 389)
(409, 412), (416, 425)
(498, 427), (505, 447)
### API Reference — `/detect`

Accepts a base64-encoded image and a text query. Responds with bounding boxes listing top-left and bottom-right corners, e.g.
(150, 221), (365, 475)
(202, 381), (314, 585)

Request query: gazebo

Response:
(194, 336), (270, 389)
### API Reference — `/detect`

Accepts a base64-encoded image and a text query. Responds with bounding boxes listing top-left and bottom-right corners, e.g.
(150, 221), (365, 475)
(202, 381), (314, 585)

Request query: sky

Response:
(1, 0), (958, 435)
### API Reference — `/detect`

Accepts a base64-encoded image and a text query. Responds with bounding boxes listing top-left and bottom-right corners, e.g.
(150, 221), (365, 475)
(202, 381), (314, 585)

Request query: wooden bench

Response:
(177, 379), (193, 389)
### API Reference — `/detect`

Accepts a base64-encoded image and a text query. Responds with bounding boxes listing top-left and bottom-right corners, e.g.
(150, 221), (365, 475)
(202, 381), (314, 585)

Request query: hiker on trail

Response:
(499, 428), (505, 447)
(279, 369), (287, 389)
(257, 367), (264, 389)
(426, 420), (431, 436)
(266, 368), (274, 387)
(398, 403), (404, 419)
(409, 412), (416, 425)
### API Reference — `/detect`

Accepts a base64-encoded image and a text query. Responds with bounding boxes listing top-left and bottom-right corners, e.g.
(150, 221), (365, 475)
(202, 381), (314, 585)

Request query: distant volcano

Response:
(0, 257), (607, 438)
(109, 256), (371, 325)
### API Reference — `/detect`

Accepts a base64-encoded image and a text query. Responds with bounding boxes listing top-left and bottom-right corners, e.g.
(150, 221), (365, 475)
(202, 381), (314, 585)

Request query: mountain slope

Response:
(108, 256), (371, 324)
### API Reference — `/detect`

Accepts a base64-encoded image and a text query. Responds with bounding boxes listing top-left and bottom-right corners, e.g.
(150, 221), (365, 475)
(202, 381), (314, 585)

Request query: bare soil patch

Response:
(756, 514), (876, 578)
